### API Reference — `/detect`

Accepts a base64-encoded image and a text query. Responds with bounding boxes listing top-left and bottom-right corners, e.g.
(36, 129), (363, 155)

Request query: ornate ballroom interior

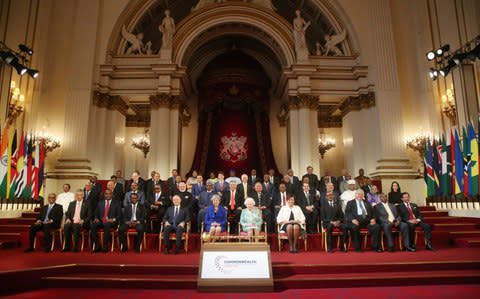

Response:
(0, 0), (479, 213)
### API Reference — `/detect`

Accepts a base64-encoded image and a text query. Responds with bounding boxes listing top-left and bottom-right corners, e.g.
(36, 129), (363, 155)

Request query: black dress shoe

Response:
(44, 248), (51, 253)
(173, 249), (179, 255)
(24, 247), (33, 253)
(426, 245), (436, 251)
(355, 249), (362, 253)
(120, 247), (127, 253)
(406, 247), (416, 252)
(101, 248), (109, 253)
(61, 248), (70, 252)
(135, 248), (141, 253)
(388, 248), (394, 252)
(327, 248), (334, 253)
(73, 248), (79, 253)
(164, 249), (170, 255)
(340, 248), (347, 253)
(374, 249), (382, 253)
(292, 249), (298, 253)
(411, 245), (416, 249)
(92, 248), (101, 253)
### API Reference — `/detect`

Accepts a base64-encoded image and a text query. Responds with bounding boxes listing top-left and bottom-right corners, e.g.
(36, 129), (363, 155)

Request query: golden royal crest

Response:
(219, 132), (248, 163)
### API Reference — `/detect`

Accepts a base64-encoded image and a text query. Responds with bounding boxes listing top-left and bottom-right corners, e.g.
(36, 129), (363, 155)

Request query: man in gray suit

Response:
(375, 193), (415, 252)
(124, 182), (146, 207)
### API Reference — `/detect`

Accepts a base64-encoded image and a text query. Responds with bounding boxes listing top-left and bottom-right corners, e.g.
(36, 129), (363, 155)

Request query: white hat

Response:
(347, 179), (356, 185)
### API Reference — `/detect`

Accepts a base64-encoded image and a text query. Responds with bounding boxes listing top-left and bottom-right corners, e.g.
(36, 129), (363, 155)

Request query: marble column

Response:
(288, 95), (320, 177)
(366, 0), (417, 181)
(150, 94), (178, 178)
(49, 0), (100, 185)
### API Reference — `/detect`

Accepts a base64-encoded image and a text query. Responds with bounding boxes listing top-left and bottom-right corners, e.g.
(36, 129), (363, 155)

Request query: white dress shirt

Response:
(56, 192), (75, 213)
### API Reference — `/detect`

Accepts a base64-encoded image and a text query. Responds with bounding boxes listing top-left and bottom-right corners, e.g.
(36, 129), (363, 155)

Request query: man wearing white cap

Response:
(340, 180), (357, 212)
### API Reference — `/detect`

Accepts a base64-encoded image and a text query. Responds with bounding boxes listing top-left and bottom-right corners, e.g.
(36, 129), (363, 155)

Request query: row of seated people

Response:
(24, 185), (434, 254)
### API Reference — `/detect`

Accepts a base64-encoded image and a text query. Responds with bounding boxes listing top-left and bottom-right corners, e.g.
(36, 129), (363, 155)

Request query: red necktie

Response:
(230, 191), (235, 210)
(220, 182), (223, 192)
(282, 193), (286, 206)
(103, 200), (110, 222)
(407, 203), (415, 220)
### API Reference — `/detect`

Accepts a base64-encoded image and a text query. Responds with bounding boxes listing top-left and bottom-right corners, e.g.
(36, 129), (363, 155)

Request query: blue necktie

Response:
(174, 207), (178, 227)
(43, 205), (52, 224)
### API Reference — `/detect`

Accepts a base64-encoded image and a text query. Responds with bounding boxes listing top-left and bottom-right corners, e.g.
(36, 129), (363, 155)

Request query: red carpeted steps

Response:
(454, 238), (480, 248)
(0, 233), (22, 249)
(37, 261), (480, 290)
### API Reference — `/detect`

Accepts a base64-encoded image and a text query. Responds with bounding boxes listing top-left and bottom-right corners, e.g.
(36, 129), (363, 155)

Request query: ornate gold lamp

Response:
(7, 81), (24, 125)
(132, 130), (150, 158)
(35, 131), (61, 155)
(441, 88), (456, 125)
(318, 137), (336, 159)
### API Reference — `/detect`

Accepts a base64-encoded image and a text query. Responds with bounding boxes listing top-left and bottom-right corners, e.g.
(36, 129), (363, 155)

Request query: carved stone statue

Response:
(293, 10), (311, 62)
(121, 25), (145, 55)
(245, 0), (276, 10)
(315, 41), (323, 55)
(145, 41), (153, 55)
(159, 9), (175, 50)
(323, 29), (347, 56)
(192, 0), (216, 11)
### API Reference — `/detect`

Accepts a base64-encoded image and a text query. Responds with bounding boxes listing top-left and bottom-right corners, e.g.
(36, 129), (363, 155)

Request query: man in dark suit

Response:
(144, 172), (165, 199)
(321, 192), (347, 252)
(320, 182), (340, 206)
(267, 168), (280, 192)
(320, 170), (337, 193)
(90, 176), (102, 195)
(84, 181), (100, 216)
(191, 175), (206, 204)
(345, 189), (381, 252)
(198, 181), (215, 229)
(119, 193), (146, 252)
(175, 182), (192, 213)
(167, 169), (179, 195)
(250, 182), (273, 233)
(214, 171), (229, 195)
(375, 193), (415, 252)
(337, 169), (348, 191)
(146, 183), (170, 232)
(362, 179), (375, 196)
(163, 195), (190, 254)
(123, 182), (146, 207)
(248, 169), (258, 186)
(286, 169), (300, 192)
(397, 192), (435, 251)
(91, 190), (121, 253)
(273, 183), (290, 216)
(296, 182), (319, 234)
(302, 166), (319, 191)
(237, 174), (252, 200)
(24, 193), (63, 253)
(221, 181), (244, 233)
(109, 176), (124, 203)
(62, 189), (91, 252)
(262, 174), (275, 198)
(281, 175), (296, 195)
(126, 171), (145, 193)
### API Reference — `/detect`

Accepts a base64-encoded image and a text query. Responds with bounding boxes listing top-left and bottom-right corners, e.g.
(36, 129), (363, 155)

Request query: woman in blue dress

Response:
(204, 194), (227, 242)
(240, 197), (263, 242)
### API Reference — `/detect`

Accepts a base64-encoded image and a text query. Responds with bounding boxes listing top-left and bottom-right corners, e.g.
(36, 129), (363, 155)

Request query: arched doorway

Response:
(189, 48), (279, 176)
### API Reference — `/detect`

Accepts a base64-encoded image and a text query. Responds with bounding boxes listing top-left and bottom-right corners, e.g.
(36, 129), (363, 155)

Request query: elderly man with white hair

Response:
(345, 189), (381, 253)
(222, 181), (243, 234)
(340, 179), (357, 212)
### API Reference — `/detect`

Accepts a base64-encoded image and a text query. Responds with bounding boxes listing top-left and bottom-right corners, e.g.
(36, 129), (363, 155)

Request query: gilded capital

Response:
(288, 94), (318, 110)
(150, 94), (174, 109)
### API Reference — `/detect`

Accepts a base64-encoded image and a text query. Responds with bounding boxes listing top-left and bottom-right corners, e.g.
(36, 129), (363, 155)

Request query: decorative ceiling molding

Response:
(338, 91), (375, 117)
(92, 91), (129, 115)
(288, 94), (318, 110)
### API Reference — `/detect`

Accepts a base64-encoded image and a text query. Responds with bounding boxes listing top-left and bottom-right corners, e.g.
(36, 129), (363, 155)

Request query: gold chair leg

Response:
(414, 231), (418, 247)
(323, 232), (327, 253)
(363, 234), (367, 249)
(50, 231), (55, 251)
(399, 232), (403, 250)
(381, 231), (384, 251)
(185, 236), (188, 253)
(111, 232), (115, 252)
(127, 233), (130, 250)
(304, 237), (307, 252)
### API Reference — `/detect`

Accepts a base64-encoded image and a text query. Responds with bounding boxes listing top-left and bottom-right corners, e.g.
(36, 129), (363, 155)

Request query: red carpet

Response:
(3, 285), (480, 299)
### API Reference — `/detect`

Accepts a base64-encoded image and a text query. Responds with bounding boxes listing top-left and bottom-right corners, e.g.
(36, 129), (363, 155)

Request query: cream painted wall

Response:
(269, 97), (288, 174)
(124, 127), (149, 180)
(180, 97), (199, 176)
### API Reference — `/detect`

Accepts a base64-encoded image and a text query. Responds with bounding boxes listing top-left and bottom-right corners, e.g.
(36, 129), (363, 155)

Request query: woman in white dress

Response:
(277, 195), (305, 253)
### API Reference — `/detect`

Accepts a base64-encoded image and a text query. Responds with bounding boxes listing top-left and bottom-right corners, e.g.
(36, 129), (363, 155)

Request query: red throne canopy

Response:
(189, 51), (279, 176)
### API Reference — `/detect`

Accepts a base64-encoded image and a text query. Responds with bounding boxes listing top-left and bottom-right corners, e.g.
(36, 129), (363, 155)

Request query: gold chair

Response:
(158, 222), (191, 253)
(320, 221), (344, 252)
(124, 229), (147, 252)
(238, 222), (267, 242)
(277, 223), (307, 251)
(92, 228), (117, 252)
(200, 221), (230, 243)
(62, 227), (90, 251)
(34, 228), (62, 251)
(380, 227), (403, 251)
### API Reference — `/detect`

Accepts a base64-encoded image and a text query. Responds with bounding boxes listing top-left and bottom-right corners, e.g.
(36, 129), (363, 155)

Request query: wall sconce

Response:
(35, 131), (61, 155)
(7, 81), (24, 125)
(405, 132), (430, 159)
(318, 136), (336, 159)
(441, 88), (456, 125)
(132, 129), (150, 158)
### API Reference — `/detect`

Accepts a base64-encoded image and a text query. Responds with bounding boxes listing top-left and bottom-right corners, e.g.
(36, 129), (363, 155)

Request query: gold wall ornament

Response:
(441, 88), (457, 125)
(132, 129), (150, 158)
(149, 94), (178, 109)
(276, 104), (289, 127)
(35, 131), (61, 155)
(7, 81), (25, 125)
(318, 137), (336, 159)
(405, 133), (429, 159)
(288, 94), (318, 110)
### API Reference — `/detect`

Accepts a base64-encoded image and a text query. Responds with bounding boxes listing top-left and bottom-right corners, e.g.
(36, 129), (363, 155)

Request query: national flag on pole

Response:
(442, 133), (452, 196)
(24, 135), (33, 199)
(7, 129), (18, 199)
(31, 139), (39, 200)
(463, 126), (470, 197)
(37, 141), (45, 202)
(432, 138), (442, 196)
(454, 128), (464, 195)
(14, 132), (27, 198)
(468, 122), (479, 196)
(425, 138), (435, 197)
(0, 125), (8, 198)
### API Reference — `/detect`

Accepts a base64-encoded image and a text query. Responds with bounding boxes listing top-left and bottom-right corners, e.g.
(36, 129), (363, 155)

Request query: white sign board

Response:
(201, 251), (270, 279)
